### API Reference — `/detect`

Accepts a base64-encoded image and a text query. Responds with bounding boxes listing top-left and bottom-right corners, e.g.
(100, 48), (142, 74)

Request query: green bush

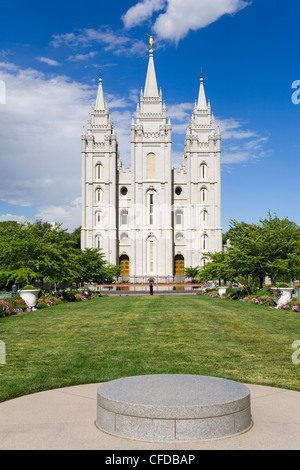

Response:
(225, 287), (236, 296)
(275, 282), (291, 288)
(61, 291), (76, 302)
(37, 302), (49, 309)
(237, 286), (256, 298)
(257, 286), (273, 296)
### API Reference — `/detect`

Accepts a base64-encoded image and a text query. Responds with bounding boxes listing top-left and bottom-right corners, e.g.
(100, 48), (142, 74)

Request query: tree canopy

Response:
(200, 212), (300, 287)
(0, 221), (120, 289)
(184, 266), (201, 283)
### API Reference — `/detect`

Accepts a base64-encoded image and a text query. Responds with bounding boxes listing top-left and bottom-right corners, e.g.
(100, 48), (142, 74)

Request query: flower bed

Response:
(0, 297), (30, 317)
(200, 287), (299, 311)
(0, 289), (102, 317)
(37, 296), (63, 309)
(238, 295), (277, 307)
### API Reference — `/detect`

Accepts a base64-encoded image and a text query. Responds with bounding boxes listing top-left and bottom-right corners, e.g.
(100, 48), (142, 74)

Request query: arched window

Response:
(96, 235), (102, 250)
(203, 234), (208, 251)
(200, 163), (207, 180)
(149, 193), (154, 225)
(95, 187), (102, 204)
(147, 190), (156, 226)
(95, 163), (102, 180)
(147, 236), (157, 274)
(202, 209), (208, 226)
(95, 211), (101, 226)
(201, 187), (207, 204)
(120, 210), (128, 226)
(147, 153), (156, 180)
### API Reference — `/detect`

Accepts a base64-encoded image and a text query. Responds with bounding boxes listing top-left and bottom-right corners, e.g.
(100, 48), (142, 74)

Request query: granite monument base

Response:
(96, 374), (252, 441)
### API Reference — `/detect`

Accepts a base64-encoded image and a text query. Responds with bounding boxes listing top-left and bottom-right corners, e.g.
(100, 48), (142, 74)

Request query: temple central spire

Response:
(144, 37), (159, 98)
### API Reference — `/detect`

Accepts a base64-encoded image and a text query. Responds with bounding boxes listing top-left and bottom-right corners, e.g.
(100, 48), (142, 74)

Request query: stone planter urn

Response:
(271, 287), (294, 308)
(218, 287), (227, 296)
(18, 289), (40, 311)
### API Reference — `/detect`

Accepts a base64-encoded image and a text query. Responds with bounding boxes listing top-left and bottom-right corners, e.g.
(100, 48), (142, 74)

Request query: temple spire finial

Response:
(148, 34), (154, 51)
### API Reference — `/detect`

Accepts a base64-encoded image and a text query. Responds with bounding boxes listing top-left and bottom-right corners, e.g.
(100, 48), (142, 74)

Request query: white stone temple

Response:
(81, 40), (222, 282)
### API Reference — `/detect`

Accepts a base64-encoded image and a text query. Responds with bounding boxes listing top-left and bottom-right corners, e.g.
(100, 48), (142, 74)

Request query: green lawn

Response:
(0, 294), (300, 402)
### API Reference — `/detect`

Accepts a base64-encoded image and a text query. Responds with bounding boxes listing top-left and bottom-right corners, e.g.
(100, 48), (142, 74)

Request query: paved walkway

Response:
(1, 382), (300, 450)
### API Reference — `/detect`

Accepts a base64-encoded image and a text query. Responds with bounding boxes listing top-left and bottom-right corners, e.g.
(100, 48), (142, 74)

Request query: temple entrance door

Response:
(120, 255), (130, 275)
(174, 255), (184, 275)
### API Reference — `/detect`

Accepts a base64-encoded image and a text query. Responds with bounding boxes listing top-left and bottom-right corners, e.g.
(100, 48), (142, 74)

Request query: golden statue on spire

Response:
(148, 34), (154, 51)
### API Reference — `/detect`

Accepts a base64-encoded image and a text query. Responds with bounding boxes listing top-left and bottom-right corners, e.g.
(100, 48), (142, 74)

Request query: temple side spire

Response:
(95, 71), (105, 110)
(198, 72), (207, 110)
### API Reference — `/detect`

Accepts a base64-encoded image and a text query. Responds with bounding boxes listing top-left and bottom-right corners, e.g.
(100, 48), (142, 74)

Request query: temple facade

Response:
(81, 44), (222, 282)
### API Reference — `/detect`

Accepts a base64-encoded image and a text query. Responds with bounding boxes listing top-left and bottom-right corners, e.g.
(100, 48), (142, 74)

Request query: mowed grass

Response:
(0, 294), (300, 402)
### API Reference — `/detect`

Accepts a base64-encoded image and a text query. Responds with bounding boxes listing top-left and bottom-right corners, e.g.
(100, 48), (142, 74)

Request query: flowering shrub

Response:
(37, 297), (63, 309)
(75, 293), (87, 301)
(280, 303), (291, 310)
(208, 291), (219, 298)
(0, 297), (29, 317)
(239, 295), (277, 307)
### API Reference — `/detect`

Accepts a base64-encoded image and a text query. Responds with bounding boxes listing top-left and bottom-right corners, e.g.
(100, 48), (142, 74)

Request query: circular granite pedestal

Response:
(96, 375), (252, 441)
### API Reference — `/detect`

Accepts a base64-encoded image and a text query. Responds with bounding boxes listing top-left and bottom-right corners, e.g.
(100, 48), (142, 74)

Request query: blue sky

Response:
(0, 0), (299, 232)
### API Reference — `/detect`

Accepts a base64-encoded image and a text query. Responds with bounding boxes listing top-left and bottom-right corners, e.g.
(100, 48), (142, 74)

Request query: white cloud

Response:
(67, 51), (97, 62)
(34, 197), (82, 231)
(216, 117), (271, 165)
(0, 214), (28, 223)
(216, 117), (258, 140)
(0, 61), (139, 230)
(0, 62), (96, 230)
(122, 0), (166, 29)
(51, 28), (148, 57)
(37, 57), (61, 66)
(166, 102), (193, 135)
(164, 106), (271, 166)
(50, 32), (82, 48)
(123, 0), (251, 43)
(167, 102), (193, 122)
(110, 109), (132, 166)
